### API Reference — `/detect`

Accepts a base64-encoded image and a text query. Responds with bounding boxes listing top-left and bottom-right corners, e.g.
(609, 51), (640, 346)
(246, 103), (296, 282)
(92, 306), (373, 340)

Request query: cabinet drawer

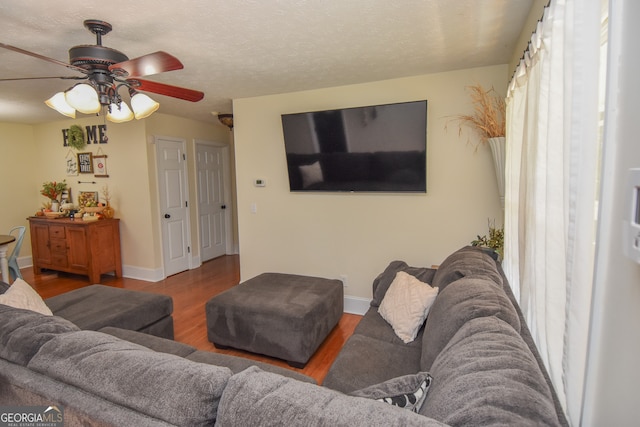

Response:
(51, 254), (68, 268)
(49, 226), (66, 239)
(50, 239), (67, 253)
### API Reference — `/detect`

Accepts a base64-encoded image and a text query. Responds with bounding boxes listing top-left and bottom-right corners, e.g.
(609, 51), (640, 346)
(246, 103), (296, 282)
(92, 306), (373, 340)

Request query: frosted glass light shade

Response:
(130, 92), (159, 119)
(65, 84), (101, 114)
(106, 102), (134, 123)
(45, 92), (76, 118)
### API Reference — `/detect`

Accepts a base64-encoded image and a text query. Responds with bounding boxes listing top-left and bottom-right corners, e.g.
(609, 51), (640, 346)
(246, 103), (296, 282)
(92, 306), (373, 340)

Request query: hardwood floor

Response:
(21, 255), (362, 384)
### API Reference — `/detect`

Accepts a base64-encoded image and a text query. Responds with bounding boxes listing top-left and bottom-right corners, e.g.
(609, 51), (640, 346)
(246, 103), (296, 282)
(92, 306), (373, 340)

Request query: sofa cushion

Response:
(322, 334), (422, 394)
(0, 278), (52, 315)
(186, 350), (316, 383)
(99, 326), (197, 358)
(431, 246), (503, 292)
(378, 271), (438, 343)
(28, 330), (232, 427)
(420, 276), (521, 370)
(217, 366), (447, 427)
(354, 307), (424, 349)
(420, 316), (561, 426)
(0, 304), (79, 366)
(350, 372), (432, 413)
(371, 261), (436, 308)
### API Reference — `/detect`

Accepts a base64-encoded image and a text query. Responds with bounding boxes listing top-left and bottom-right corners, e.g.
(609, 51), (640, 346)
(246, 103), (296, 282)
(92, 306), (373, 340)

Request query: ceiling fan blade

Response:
(128, 78), (204, 102)
(110, 51), (183, 77)
(0, 76), (86, 82)
(0, 42), (88, 74)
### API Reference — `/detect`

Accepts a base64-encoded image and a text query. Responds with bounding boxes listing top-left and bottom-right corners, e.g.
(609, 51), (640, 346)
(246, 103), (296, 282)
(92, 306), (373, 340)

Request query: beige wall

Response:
(509, 0), (548, 76)
(0, 113), (231, 280)
(233, 64), (507, 300)
(0, 123), (38, 257)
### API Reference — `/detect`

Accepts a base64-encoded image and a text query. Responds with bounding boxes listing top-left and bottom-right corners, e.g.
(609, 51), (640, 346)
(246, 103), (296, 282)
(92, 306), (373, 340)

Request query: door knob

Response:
(164, 214), (171, 219)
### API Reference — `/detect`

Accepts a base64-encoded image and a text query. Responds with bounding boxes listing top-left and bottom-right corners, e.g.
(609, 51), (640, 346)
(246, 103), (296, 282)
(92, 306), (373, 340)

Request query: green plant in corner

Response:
(471, 219), (504, 259)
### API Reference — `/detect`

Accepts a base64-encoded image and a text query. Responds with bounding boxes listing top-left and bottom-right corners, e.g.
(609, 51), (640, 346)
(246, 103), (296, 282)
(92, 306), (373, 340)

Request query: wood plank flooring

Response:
(21, 255), (362, 384)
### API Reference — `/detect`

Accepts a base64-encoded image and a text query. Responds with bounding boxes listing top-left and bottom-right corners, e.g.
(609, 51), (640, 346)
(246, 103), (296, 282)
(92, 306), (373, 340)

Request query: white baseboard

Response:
(17, 256), (371, 316)
(17, 256), (32, 269)
(344, 295), (370, 316)
(122, 265), (165, 282)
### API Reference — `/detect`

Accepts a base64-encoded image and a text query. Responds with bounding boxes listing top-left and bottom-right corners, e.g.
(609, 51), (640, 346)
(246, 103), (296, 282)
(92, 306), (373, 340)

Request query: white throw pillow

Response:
(378, 271), (438, 343)
(299, 161), (323, 188)
(0, 278), (53, 315)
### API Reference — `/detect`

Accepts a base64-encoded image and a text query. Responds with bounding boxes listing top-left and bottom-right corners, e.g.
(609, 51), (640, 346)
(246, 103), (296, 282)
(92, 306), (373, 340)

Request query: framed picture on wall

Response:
(66, 155), (78, 176)
(78, 191), (98, 207)
(77, 152), (93, 174)
(93, 154), (109, 177)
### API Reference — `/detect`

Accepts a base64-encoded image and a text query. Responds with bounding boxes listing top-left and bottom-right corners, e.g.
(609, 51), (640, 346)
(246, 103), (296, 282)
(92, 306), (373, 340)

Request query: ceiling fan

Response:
(0, 19), (204, 122)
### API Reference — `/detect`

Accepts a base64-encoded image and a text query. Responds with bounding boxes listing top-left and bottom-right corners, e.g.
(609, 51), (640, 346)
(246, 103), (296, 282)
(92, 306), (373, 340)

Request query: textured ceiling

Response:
(0, 0), (532, 126)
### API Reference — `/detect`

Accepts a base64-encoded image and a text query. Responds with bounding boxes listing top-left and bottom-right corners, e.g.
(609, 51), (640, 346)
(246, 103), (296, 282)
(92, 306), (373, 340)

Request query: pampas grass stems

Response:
(450, 84), (506, 146)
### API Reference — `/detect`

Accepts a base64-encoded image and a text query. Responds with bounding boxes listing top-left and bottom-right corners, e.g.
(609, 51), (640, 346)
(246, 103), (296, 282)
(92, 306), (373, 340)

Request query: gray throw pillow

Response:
(371, 261), (436, 307)
(350, 372), (432, 413)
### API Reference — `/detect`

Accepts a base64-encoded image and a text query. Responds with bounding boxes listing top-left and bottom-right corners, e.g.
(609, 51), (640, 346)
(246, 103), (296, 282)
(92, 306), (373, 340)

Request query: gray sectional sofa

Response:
(0, 246), (567, 426)
(324, 246), (568, 426)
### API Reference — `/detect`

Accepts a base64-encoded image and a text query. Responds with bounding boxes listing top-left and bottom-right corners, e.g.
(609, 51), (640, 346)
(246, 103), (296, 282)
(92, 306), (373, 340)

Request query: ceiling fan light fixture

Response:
(65, 83), (101, 114)
(45, 92), (76, 118)
(106, 102), (134, 123)
(130, 91), (159, 120)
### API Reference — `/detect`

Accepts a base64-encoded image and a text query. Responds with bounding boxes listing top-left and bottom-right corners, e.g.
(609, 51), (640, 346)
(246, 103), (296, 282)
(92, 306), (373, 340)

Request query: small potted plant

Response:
(471, 219), (504, 261)
(41, 180), (67, 212)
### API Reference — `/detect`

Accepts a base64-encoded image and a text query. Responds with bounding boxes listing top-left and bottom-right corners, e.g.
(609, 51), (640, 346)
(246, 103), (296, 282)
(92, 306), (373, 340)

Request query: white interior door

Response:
(196, 143), (227, 261)
(156, 137), (191, 277)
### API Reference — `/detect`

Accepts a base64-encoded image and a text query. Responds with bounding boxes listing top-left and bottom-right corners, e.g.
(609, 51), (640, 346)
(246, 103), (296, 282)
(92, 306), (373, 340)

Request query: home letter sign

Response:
(62, 125), (108, 146)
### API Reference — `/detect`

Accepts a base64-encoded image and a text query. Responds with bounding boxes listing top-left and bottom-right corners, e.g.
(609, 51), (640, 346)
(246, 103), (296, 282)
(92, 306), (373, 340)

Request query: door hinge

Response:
(187, 246), (191, 253)
(182, 153), (186, 160)
(185, 201), (188, 207)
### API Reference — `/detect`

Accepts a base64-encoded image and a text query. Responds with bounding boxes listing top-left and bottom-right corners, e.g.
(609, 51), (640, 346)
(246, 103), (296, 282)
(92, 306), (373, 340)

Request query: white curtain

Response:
(503, 0), (602, 425)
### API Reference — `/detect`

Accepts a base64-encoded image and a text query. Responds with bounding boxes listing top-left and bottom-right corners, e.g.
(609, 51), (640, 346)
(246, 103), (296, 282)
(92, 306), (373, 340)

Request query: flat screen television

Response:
(281, 100), (427, 192)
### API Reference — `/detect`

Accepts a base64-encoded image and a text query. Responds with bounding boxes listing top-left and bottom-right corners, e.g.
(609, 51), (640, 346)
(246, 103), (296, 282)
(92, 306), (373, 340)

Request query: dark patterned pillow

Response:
(349, 372), (432, 413)
(0, 281), (10, 294)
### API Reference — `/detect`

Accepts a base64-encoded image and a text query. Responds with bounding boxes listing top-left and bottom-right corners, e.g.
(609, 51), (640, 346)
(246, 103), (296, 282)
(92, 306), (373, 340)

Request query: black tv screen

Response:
(281, 100), (427, 192)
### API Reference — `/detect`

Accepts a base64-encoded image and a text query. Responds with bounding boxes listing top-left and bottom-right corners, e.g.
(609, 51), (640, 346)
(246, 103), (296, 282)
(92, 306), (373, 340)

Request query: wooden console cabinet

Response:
(28, 217), (122, 283)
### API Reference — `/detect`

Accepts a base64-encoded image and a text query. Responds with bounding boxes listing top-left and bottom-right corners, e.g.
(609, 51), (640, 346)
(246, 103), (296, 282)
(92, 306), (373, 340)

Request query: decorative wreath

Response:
(68, 125), (85, 150)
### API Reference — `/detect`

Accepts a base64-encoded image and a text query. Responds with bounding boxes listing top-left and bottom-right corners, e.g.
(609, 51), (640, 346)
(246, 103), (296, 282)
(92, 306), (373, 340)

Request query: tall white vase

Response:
(487, 137), (506, 208)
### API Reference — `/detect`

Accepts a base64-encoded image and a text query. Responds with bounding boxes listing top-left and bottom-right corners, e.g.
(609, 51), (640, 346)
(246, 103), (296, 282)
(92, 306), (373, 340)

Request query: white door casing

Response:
(196, 143), (227, 261)
(156, 136), (191, 277)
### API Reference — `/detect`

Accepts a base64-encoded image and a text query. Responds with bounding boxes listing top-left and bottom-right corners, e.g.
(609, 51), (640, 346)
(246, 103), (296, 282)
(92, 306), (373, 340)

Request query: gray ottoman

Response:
(206, 273), (343, 368)
(45, 284), (174, 339)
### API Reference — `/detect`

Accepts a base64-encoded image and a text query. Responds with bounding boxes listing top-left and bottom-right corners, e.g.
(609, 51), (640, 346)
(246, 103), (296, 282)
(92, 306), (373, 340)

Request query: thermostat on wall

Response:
(624, 168), (640, 263)
(254, 179), (266, 187)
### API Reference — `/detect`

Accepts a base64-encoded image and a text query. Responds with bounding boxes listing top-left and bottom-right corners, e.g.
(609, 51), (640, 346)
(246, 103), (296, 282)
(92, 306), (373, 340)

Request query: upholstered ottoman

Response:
(206, 273), (343, 368)
(45, 284), (174, 339)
